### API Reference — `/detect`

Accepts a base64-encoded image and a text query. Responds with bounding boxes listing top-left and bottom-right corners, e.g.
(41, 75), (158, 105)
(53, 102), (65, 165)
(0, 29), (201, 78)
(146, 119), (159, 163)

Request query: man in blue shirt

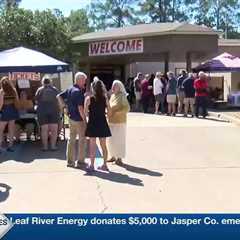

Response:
(182, 73), (196, 117)
(176, 70), (188, 114)
(166, 72), (177, 116)
(57, 72), (87, 168)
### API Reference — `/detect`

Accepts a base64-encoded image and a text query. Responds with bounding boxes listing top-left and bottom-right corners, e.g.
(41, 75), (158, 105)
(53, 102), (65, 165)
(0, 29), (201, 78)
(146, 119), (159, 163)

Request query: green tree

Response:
(187, 0), (240, 38)
(187, 0), (214, 27)
(32, 9), (71, 61)
(67, 9), (92, 36)
(210, 0), (240, 37)
(0, 8), (35, 49)
(139, 0), (189, 23)
(0, 0), (21, 8)
(89, 0), (138, 30)
(0, 8), (72, 61)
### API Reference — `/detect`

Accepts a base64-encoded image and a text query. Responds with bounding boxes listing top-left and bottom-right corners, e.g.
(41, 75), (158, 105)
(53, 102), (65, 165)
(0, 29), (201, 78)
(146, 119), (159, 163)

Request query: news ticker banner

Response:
(1, 214), (240, 239)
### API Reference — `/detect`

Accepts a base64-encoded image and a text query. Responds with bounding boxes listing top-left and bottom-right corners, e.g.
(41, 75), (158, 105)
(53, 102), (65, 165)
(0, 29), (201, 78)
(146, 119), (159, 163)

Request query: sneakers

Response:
(67, 162), (75, 168)
(76, 161), (86, 169)
(86, 165), (95, 173)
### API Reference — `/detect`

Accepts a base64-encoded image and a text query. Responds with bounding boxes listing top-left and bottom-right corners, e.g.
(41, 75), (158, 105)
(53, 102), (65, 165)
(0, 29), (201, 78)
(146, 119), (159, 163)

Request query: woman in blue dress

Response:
(0, 77), (19, 153)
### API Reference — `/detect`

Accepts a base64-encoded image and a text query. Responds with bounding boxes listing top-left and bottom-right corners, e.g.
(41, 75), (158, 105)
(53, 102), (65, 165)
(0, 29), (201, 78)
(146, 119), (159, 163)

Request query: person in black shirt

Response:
(182, 73), (196, 117)
(85, 80), (111, 172)
(177, 70), (188, 114)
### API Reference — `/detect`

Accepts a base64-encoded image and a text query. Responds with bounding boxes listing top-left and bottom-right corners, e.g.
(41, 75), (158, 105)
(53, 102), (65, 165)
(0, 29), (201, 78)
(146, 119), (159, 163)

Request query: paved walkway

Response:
(1, 113), (240, 213)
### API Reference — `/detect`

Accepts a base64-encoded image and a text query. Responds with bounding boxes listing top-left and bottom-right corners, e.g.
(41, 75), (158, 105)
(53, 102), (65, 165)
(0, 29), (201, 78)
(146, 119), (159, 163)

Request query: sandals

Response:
(98, 164), (109, 172)
(115, 158), (123, 166)
(107, 157), (116, 163)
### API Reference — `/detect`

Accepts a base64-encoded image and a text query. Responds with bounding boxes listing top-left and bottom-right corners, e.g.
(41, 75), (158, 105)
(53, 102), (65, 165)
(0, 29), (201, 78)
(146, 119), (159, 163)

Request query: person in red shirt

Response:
(194, 71), (208, 118)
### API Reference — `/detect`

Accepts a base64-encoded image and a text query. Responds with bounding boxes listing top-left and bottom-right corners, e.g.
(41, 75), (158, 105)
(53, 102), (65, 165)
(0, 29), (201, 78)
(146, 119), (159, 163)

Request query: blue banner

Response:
(2, 214), (240, 239)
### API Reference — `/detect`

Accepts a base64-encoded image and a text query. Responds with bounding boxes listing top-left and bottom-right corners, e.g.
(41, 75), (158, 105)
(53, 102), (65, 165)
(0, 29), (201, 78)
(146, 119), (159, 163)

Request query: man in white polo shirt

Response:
(153, 72), (164, 114)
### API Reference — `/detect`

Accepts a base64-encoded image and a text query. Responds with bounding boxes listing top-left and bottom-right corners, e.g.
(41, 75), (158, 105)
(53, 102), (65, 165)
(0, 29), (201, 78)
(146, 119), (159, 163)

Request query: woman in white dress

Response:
(107, 80), (130, 165)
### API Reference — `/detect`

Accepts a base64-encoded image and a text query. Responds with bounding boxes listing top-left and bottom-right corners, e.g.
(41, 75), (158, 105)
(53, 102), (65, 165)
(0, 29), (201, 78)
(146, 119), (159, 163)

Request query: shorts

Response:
(177, 90), (185, 102)
(184, 98), (195, 105)
(155, 94), (163, 103)
(0, 104), (19, 122)
(37, 112), (60, 125)
(167, 95), (177, 104)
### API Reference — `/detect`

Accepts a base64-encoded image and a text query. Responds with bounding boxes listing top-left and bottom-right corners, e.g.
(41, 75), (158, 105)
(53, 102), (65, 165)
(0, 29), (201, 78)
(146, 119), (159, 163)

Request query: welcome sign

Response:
(89, 38), (143, 56)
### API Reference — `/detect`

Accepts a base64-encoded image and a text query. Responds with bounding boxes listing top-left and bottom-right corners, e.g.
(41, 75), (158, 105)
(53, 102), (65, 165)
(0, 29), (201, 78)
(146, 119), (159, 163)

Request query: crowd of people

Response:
(0, 69), (209, 172)
(0, 73), (130, 173)
(126, 70), (209, 118)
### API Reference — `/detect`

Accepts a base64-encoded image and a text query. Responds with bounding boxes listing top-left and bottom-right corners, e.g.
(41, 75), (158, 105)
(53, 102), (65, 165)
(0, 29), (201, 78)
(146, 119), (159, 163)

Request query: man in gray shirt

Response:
(35, 77), (60, 151)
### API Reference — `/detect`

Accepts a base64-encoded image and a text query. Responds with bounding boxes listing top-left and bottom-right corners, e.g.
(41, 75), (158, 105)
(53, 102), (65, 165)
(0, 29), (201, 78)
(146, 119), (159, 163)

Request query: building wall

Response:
(125, 61), (200, 79)
(231, 72), (240, 92)
(209, 72), (232, 101)
(218, 46), (240, 57)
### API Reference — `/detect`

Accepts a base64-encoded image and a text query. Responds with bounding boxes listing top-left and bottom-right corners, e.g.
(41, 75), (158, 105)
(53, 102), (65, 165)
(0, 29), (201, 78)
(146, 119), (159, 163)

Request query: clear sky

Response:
(20, 0), (91, 16)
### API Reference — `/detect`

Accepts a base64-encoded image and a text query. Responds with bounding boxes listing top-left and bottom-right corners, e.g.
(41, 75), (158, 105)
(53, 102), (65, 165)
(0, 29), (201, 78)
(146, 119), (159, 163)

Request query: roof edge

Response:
(72, 31), (218, 43)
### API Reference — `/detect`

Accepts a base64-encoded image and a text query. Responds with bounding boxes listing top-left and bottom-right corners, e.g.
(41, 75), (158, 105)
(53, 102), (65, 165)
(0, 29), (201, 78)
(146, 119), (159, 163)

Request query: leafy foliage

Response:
(67, 9), (92, 36)
(0, 7), (91, 63)
(0, 0), (21, 9)
(139, 0), (189, 23)
(89, 0), (139, 30)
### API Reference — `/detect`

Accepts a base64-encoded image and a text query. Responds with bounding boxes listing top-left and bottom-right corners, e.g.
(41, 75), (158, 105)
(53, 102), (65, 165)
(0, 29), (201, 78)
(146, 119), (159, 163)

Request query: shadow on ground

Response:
(119, 163), (163, 177)
(0, 140), (67, 164)
(0, 139), (102, 165)
(89, 170), (144, 186)
(165, 114), (229, 123)
(203, 117), (230, 123)
(0, 183), (11, 203)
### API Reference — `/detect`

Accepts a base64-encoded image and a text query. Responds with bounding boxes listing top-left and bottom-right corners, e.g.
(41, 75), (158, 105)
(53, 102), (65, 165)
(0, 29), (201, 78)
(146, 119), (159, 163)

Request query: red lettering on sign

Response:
(111, 42), (117, 53)
(8, 72), (41, 81)
(89, 39), (143, 56)
(100, 42), (106, 54)
(136, 39), (143, 51)
(105, 42), (111, 53)
(126, 40), (136, 52)
(90, 42), (100, 55)
(117, 41), (125, 52)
